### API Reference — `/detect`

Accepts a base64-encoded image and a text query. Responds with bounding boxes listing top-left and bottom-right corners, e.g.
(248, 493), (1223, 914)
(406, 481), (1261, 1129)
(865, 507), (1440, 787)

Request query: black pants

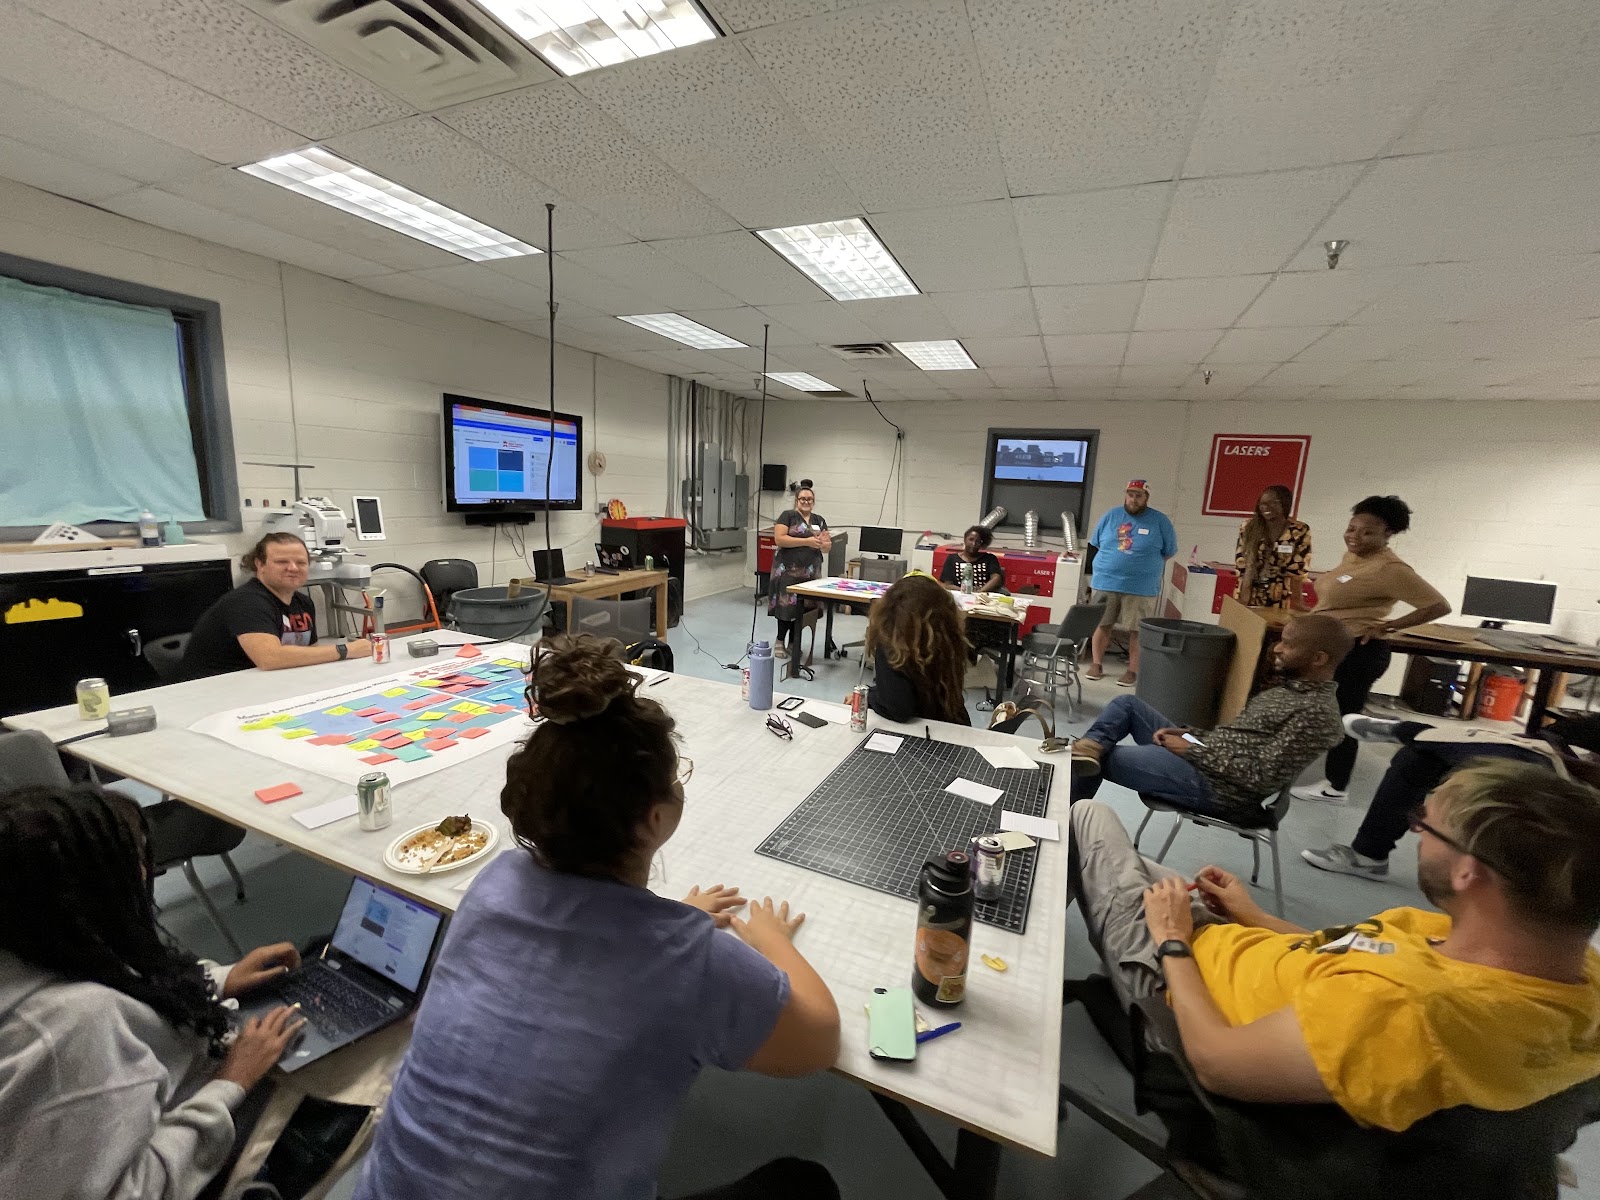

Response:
(1324, 639), (1392, 790)
(672, 1158), (839, 1200)
(1349, 722), (1550, 860)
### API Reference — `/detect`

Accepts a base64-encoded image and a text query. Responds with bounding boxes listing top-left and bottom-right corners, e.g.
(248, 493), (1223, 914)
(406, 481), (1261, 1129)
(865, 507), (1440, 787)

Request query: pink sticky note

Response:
(422, 737), (458, 751)
(354, 707), (383, 718)
(369, 712), (400, 723)
(403, 699), (433, 711)
(307, 734), (353, 746)
(490, 704), (515, 714)
(361, 753), (398, 765)
(456, 643), (482, 658)
(254, 782), (302, 804)
(445, 713), (473, 724)
(380, 736), (410, 749)
(458, 727), (490, 740)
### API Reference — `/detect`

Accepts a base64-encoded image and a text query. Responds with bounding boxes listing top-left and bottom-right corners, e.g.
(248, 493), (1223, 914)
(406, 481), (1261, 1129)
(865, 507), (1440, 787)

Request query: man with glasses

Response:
(1070, 759), (1600, 1131)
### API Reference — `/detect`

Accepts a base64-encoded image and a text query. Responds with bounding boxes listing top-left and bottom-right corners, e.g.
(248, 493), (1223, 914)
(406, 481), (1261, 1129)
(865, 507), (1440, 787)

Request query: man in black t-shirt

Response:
(179, 533), (371, 680)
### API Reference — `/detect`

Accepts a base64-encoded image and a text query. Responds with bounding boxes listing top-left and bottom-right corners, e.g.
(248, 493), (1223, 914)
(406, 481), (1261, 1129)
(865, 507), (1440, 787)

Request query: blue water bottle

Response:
(747, 640), (774, 711)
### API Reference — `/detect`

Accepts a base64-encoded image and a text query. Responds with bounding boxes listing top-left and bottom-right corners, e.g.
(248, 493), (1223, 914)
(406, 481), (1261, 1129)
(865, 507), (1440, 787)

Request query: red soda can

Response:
(371, 633), (390, 664)
(849, 684), (868, 732)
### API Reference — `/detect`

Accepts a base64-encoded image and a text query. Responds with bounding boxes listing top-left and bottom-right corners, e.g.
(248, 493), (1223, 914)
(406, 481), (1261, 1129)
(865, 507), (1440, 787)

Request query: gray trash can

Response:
(446, 586), (549, 643)
(1134, 618), (1236, 729)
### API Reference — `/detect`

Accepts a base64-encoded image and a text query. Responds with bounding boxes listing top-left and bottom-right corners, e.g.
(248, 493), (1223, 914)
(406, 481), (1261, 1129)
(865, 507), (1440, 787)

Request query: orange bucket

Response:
(1478, 674), (1524, 722)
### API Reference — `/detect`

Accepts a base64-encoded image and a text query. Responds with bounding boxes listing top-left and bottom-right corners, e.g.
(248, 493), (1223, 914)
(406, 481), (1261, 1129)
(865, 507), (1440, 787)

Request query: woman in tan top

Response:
(1293, 495), (1451, 802)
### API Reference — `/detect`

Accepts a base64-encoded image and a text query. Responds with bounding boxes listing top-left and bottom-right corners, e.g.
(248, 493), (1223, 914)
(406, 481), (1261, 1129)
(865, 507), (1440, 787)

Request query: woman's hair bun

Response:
(530, 635), (638, 724)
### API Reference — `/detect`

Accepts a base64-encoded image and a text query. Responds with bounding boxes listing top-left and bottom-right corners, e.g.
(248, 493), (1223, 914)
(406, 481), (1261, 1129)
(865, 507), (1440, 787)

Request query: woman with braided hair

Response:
(0, 784), (305, 1199)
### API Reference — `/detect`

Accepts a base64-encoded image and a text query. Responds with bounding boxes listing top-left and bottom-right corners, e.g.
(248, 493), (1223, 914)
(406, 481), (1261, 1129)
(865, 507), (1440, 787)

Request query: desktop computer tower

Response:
(1400, 655), (1457, 717)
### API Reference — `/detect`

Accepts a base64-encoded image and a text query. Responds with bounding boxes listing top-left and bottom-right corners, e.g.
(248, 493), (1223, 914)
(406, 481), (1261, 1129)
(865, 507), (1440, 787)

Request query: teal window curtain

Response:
(0, 274), (206, 527)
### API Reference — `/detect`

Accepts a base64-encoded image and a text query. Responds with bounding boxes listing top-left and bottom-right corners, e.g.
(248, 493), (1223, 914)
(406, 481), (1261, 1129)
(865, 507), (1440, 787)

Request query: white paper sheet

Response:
(291, 795), (358, 829)
(865, 733), (904, 754)
(799, 700), (852, 724)
(945, 777), (1003, 806)
(999, 811), (1060, 841)
(976, 745), (1038, 771)
(424, 630), (496, 647)
(995, 830), (1037, 852)
(628, 666), (668, 686)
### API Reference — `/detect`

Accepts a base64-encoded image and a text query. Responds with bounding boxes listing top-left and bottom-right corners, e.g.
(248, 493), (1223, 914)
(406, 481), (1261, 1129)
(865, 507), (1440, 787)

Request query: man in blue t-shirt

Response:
(1087, 478), (1177, 687)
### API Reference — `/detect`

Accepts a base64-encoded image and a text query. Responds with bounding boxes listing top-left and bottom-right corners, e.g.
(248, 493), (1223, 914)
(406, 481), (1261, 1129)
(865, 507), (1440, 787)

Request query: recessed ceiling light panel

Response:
(892, 340), (977, 370)
(239, 148), (539, 261)
(619, 313), (746, 349)
(755, 218), (918, 300)
(476, 0), (719, 76)
(765, 371), (837, 392)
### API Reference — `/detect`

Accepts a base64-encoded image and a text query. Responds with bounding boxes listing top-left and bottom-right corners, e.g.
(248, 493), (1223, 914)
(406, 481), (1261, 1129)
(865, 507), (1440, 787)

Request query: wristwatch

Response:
(1155, 939), (1193, 963)
(335, 640), (349, 661)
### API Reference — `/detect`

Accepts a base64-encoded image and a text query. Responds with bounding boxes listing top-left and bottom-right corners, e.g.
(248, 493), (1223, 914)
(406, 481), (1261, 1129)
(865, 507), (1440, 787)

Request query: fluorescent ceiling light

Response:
(765, 372), (838, 392)
(239, 148), (539, 262)
(755, 218), (918, 300)
(477, 0), (719, 76)
(893, 340), (977, 371)
(618, 313), (746, 350)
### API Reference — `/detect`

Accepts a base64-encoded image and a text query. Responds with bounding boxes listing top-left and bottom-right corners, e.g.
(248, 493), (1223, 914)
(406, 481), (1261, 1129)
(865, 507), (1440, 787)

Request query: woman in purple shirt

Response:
(355, 636), (841, 1200)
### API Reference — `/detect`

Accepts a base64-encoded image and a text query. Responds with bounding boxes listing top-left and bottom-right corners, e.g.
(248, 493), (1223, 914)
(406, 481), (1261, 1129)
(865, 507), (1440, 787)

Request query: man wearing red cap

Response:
(1086, 479), (1178, 686)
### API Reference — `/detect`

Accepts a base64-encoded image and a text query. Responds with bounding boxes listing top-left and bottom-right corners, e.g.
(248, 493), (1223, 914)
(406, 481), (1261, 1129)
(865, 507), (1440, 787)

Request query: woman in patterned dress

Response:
(768, 483), (830, 659)
(1234, 484), (1312, 610)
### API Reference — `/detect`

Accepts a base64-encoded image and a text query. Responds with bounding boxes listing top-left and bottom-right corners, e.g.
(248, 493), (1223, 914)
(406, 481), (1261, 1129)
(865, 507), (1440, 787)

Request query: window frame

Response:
(0, 251), (240, 540)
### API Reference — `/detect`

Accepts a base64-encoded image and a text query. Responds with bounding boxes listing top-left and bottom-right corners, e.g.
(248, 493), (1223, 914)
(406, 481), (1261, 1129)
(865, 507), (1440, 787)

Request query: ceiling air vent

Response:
(827, 343), (898, 362)
(238, 0), (557, 109)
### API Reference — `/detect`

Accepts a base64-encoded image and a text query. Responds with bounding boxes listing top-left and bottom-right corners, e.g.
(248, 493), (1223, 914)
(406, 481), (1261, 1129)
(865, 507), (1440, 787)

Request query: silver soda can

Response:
(370, 633), (390, 664)
(357, 771), (392, 831)
(76, 677), (111, 721)
(974, 835), (1005, 902)
(849, 685), (869, 732)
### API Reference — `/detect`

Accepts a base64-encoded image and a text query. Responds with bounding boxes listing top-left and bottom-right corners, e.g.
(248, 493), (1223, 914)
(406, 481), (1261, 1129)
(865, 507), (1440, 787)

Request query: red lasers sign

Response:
(1202, 435), (1311, 517)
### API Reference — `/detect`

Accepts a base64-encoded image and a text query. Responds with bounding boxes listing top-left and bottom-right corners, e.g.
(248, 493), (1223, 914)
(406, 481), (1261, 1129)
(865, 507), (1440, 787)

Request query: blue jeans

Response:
(1074, 695), (1224, 815)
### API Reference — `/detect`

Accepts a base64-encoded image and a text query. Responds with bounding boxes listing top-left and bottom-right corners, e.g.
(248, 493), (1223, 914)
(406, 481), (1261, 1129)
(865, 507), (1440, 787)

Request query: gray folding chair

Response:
(1019, 602), (1106, 718)
(1134, 784), (1295, 916)
(0, 728), (71, 792)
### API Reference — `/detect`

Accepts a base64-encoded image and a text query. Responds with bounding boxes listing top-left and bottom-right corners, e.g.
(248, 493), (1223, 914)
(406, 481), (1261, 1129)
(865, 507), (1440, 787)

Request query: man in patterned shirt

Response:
(1071, 614), (1352, 822)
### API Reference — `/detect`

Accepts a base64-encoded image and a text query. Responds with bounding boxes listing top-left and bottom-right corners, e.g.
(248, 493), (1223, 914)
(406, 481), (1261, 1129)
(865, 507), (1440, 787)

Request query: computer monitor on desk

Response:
(1461, 576), (1557, 628)
(858, 526), (904, 559)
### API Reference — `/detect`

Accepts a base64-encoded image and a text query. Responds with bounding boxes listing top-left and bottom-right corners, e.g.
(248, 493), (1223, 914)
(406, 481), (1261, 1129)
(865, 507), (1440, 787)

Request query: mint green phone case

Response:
(868, 987), (917, 1061)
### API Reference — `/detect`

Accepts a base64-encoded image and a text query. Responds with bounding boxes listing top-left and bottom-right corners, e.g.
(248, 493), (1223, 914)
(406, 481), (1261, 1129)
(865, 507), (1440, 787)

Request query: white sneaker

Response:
(1290, 780), (1348, 805)
(1342, 714), (1404, 743)
(1302, 844), (1388, 879)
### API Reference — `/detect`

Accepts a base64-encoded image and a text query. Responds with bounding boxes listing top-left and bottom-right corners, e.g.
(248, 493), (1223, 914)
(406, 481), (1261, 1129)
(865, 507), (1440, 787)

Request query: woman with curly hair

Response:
(1233, 484), (1312, 610)
(0, 784), (305, 1199)
(864, 574), (972, 726)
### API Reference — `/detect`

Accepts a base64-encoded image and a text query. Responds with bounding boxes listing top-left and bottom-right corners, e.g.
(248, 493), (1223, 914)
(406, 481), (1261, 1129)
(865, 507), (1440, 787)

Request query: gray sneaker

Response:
(1302, 844), (1389, 879)
(1343, 714), (1405, 743)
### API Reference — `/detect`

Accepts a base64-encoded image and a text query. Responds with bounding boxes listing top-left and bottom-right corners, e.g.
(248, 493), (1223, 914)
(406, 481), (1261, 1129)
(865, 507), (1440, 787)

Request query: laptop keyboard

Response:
(277, 967), (392, 1039)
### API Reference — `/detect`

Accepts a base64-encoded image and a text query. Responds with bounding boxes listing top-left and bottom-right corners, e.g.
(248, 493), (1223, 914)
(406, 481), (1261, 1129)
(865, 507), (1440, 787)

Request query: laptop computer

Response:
(530, 548), (577, 585)
(595, 543), (632, 571)
(235, 877), (446, 1072)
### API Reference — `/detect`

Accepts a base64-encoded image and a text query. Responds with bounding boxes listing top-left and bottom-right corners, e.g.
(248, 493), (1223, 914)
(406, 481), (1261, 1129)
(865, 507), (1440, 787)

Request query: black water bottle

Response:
(912, 851), (974, 1007)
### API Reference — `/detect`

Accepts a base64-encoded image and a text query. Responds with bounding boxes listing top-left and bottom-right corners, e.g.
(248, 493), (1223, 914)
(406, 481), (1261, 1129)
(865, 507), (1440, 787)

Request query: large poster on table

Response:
(1202, 435), (1311, 517)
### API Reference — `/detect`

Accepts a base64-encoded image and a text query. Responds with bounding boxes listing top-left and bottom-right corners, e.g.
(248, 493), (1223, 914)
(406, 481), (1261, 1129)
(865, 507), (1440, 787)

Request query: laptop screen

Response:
(329, 879), (443, 994)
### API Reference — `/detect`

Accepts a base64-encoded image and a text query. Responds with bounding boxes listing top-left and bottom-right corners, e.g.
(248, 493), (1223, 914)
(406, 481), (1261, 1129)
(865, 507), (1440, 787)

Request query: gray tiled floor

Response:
(146, 585), (1597, 1198)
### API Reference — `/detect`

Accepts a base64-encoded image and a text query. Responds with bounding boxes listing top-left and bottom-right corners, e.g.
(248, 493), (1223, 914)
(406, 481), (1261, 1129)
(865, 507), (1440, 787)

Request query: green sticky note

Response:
(280, 728), (314, 740)
(419, 710), (446, 720)
(381, 687), (409, 698)
(324, 705), (355, 716)
(349, 739), (381, 751)
(391, 744), (431, 762)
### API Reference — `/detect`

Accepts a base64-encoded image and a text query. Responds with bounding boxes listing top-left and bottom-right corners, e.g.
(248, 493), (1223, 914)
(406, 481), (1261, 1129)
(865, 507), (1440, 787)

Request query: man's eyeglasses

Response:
(765, 714), (793, 740)
(1407, 808), (1516, 881)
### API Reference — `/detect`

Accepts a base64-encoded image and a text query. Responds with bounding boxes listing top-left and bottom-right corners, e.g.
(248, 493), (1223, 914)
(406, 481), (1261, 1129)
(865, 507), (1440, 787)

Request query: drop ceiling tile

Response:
(1124, 329), (1224, 364)
(489, 256), (662, 316)
(355, 272), (524, 323)
(869, 200), (1026, 292)
(931, 289), (1039, 338)
(1043, 334), (1129, 366)
(1152, 166), (1363, 278)
(1031, 283), (1144, 335)
(1254, 361), (1360, 389)
(558, 243), (740, 311)
(1182, 363), (1277, 397)
(844, 296), (957, 341)
(1050, 365), (1121, 391)
(1348, 256), (1600, 327)
(35, 0), (414, 139)
(0, 134), (139, 202)
(0, 0), (299, 163)
(708, 1), (877, 34)
(441, 83), (740, 242)
(741, 0), (1007, 211)
(1235, 269), (1397, 327)
(1135, 276), (1269, 330)
(101, 187), (395, 278)
(1393, 0), (1600, 156)
(961, 336), (1047, 368)
(968, 0), (1232, 194)
(1291, 323), (1431, 362)
(983, 367), (1052, 389)
(409, 264), (606, 319)
(1014, 185), (1171, 285)
(0, 79), (214, 186)
(754, 301), (882, 344)
(649, 232), (827, 306)
(1295, 137), (1600, 269)
(678, 307), (809, 347)
(1183, 0), (1501, 175)
(1206, 326), (1331, 363)
(327, 118), (631, 253)
(573, 39), (857, 229)
(1117, 364), (1196, 388)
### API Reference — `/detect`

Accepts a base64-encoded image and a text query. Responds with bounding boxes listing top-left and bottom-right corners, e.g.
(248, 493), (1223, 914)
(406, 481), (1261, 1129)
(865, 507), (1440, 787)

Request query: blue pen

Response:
(916, 1021), (962, 1045)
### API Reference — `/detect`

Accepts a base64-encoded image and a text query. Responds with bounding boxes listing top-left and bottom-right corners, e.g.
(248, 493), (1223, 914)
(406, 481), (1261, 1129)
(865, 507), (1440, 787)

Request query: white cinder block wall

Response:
(0, 179), (748, 613)
(756, 398), (1600, 647)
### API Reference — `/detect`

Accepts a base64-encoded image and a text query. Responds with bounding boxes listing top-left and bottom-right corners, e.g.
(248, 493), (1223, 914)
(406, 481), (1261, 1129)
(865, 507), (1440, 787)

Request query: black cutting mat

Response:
(755, 736), (1054, 933)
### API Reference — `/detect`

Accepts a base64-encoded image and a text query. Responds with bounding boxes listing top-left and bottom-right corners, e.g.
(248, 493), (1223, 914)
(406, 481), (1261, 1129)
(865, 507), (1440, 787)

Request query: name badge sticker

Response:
(1336, 574), (1353, 583)
(1137, 527), (1150, 535)
(1277, 542), (1294, 554)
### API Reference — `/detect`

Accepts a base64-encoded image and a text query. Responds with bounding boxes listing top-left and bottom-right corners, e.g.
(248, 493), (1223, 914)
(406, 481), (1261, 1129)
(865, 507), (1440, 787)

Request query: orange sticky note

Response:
(255, 782), (302, 804)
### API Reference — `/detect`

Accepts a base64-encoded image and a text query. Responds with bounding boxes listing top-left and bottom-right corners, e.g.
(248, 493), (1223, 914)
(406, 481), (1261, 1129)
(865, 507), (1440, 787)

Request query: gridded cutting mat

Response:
(756, 737), (1054, 933)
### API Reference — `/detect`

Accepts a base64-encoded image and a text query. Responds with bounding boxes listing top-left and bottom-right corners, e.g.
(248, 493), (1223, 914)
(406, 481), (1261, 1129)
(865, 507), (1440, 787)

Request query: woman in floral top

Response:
(1234, 485), (1312, 609)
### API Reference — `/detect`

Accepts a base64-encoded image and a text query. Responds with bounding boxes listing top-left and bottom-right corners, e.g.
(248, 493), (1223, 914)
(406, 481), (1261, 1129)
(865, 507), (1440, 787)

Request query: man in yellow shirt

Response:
(1070, 759), (1600, 1130)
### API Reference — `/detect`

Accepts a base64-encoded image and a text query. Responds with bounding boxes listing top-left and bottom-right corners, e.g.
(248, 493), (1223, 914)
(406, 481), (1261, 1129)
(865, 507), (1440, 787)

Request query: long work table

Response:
(5, 633), (1073, 1200)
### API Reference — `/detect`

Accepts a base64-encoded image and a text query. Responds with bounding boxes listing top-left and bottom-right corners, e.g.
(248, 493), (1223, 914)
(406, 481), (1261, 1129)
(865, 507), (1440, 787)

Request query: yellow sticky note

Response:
(350, 739), (381, 751)
(404, 730), (429, 741)
(259, 713), (295, 727)
(419, 710), (446, 720)
(280, 728), (314, 740)
(416, 679), (445, 687)
(239, 721), (273, 732)
(325, 705), (355, 716)
(450, 702), (480, 714)
(381, 687), (409, 698)
(493, 658), (523, 668)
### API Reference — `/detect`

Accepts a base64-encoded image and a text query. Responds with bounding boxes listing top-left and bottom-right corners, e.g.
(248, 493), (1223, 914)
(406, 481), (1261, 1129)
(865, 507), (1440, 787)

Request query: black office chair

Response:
(1061, 975), (1600, 1200)
(419, 558), (480, 625)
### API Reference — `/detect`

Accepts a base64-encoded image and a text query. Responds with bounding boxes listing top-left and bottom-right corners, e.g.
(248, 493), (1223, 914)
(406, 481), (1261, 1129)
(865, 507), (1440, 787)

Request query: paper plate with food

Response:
(384, 814), (498, 874)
